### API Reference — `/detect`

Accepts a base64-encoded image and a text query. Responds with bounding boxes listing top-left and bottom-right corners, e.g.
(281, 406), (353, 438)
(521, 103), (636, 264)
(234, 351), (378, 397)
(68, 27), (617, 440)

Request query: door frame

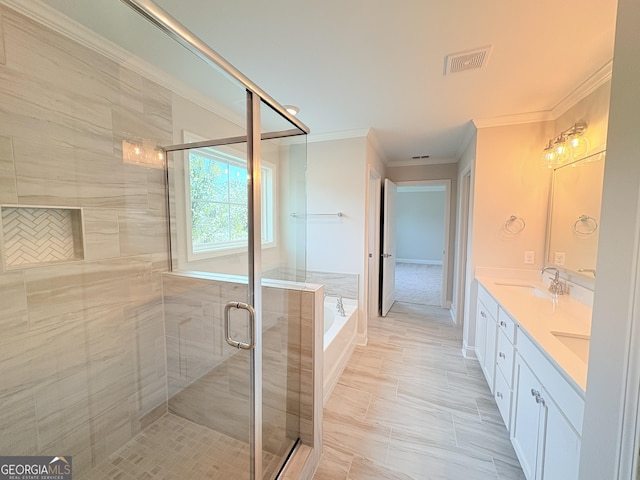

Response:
(394, 179), (452, 308)
(365, 167), (382, 328)
(454, 170), (472, 326)
(381, 179), (398, 316)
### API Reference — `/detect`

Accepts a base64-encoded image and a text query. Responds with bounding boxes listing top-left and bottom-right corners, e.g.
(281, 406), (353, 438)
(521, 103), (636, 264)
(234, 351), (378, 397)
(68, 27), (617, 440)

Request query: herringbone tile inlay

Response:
(2, 207), (78, 266)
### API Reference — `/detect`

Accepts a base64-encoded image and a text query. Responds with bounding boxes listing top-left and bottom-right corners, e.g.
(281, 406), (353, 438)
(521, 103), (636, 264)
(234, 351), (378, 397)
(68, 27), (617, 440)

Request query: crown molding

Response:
(455, 121), (477, 160)
(0, 0), (244, 131)
(473, 111), (554, 129)
(551, 60), (613, 118)
(365, 128), (390, 165)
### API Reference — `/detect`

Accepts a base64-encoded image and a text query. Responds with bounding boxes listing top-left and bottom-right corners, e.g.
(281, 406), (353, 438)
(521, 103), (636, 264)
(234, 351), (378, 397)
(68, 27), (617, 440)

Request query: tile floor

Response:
(83, 413), (282, 480)
(313, 302), (525, 480)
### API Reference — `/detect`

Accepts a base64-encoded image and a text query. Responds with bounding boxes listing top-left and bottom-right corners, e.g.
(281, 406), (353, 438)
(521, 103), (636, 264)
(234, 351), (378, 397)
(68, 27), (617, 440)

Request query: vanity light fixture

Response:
(542, 122), (588, 168)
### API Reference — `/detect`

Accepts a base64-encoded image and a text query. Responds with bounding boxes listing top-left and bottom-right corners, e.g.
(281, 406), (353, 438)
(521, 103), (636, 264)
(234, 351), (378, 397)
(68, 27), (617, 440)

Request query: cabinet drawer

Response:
(478, 285), (499, 319)
(496, 329), (515, 387)
(497, 307), (516, 343)
(494, 369), (512, 430)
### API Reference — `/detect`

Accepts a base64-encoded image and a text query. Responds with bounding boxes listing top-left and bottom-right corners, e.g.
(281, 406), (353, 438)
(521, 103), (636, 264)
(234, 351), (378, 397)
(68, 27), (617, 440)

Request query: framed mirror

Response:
(546, 150), (606, 281)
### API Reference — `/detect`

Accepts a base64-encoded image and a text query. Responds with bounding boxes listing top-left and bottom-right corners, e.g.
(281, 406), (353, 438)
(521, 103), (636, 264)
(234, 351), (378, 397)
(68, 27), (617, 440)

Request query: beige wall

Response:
(472, 122), (553, 270)
(386, 162), (458, 305)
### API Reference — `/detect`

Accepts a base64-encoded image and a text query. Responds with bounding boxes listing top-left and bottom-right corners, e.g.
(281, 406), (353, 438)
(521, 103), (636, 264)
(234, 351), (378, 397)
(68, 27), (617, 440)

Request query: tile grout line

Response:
(451, 412), (460, 448)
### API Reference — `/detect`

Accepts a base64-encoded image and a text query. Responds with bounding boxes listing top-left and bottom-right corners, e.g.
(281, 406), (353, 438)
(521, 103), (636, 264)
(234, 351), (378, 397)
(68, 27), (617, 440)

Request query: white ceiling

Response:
(53, 0), (620, 165)
(150, 0), (618, 164)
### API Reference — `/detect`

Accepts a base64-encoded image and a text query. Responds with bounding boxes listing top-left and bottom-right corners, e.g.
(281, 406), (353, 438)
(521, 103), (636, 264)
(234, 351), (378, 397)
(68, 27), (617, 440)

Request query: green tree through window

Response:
(188, 149), (273, 254)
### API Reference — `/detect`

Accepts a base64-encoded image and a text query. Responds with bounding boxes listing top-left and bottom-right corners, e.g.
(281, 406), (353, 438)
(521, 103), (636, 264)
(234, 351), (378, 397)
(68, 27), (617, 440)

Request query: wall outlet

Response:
(554, 252), (566, 265)
(524, 251), (535, 264)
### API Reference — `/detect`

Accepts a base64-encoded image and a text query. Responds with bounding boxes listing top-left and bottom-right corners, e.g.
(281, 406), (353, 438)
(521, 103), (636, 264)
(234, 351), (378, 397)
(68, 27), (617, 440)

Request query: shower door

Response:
(164, 91), (307, 480)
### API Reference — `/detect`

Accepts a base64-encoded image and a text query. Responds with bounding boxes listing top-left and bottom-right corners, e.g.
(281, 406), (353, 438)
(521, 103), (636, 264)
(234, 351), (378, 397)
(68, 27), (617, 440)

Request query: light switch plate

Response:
(554, 252), (566, 265)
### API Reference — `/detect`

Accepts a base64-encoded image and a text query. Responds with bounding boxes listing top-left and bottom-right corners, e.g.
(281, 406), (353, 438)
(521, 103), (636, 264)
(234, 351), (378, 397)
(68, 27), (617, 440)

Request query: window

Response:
(186, 146), (275, 258)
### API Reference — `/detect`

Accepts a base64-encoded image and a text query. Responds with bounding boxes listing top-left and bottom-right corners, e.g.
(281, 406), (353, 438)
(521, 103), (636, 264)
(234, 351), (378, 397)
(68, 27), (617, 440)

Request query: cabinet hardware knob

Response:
(497, 392), (503, 399)
(499, 352), (506, 359)
(530, 388), (539, 397)
(481, 311), (487, 318)
(500, 321), (507, 327)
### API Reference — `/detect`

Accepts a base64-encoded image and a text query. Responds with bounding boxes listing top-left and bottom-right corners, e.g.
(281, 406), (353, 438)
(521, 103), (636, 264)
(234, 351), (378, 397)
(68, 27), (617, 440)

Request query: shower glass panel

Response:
(259, 101), (307, 479)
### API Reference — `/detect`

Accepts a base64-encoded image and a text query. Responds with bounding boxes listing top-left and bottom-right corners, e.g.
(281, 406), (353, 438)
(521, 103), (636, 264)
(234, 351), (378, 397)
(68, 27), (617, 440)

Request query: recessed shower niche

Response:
(1, 205), (85, 269)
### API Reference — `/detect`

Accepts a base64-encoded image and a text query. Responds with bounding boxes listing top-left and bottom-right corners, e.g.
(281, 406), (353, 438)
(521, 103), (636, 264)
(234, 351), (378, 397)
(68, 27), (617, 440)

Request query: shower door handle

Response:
(224, 301), (255, 350)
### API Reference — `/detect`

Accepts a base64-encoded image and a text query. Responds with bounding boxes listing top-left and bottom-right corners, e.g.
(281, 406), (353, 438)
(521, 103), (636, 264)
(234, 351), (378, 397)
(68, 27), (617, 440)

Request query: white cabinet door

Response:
(476, 302), (488, 367)
(539, 388), (581, 480)
(485, 313), (498, 393)
(511, 354), (542, 480)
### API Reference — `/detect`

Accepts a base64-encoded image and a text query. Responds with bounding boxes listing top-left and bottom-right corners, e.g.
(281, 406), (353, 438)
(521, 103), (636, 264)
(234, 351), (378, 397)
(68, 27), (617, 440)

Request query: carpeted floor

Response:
(394, 262), (442, 306)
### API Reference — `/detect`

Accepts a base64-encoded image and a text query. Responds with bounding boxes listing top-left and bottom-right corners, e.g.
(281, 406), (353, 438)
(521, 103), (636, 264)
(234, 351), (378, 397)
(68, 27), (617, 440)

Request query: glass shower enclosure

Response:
(0, 0), (309, 478)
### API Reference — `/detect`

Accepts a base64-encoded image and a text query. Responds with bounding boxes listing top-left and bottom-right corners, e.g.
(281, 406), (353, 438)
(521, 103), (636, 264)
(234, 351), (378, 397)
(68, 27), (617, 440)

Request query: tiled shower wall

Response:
(0, 7), (171, 475)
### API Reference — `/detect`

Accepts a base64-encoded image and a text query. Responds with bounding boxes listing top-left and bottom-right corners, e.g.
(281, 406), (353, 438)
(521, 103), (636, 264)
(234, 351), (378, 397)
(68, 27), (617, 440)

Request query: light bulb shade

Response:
(552, 135), (570, 166)
(567, 132), (589, 160)
(541, 140), (557, 168)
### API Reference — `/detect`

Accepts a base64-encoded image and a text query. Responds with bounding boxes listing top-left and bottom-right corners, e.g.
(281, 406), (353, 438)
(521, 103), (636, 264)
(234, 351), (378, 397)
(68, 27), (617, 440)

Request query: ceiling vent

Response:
(444, 46), (492, 75)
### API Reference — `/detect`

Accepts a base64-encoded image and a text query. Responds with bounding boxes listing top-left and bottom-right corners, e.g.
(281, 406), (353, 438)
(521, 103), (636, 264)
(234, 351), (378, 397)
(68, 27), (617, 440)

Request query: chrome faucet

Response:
(336, 295), (346, 317)
(541, 267), (565, 296)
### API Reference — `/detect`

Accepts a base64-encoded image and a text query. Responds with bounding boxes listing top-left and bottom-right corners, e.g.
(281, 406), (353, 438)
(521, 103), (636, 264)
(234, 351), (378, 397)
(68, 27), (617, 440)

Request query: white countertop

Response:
(477, 276), (592, 393)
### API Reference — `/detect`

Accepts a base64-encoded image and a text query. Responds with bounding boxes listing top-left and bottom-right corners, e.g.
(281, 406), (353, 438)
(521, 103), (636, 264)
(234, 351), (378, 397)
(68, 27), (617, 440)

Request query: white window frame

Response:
(183, 131), (276, 262)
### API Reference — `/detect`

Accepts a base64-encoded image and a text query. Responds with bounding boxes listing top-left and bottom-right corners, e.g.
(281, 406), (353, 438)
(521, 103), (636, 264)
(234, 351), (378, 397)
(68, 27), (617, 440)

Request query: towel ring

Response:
(573, 214), (598, 235)
(504, 215), (525, 234)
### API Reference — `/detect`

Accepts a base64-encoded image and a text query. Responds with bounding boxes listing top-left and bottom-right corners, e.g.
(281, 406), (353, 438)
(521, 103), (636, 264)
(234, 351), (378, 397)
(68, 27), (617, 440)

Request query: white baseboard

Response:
(357, 333), (368, 346)
(461, 344), (476, 359)
(396, 258), (443, 265)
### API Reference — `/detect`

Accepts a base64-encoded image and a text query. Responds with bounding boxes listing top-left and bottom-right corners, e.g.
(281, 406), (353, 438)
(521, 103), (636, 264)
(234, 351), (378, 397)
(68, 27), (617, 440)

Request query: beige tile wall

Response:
(0, 6), (170, 476)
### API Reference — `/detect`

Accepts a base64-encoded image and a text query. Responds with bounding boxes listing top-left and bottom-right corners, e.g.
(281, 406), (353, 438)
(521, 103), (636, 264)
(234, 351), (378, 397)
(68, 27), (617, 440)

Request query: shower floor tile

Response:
(83, 413), (279, 480)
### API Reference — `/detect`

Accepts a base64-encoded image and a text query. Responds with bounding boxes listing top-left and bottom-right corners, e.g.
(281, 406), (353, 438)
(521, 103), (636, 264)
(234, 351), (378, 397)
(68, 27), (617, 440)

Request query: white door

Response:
(381, 179), (397, 316)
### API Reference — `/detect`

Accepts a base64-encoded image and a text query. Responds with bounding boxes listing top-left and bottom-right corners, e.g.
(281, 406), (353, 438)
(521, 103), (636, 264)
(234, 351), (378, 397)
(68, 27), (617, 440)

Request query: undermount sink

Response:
(551, 331), (590, 363)
(494, 283), (553, 300)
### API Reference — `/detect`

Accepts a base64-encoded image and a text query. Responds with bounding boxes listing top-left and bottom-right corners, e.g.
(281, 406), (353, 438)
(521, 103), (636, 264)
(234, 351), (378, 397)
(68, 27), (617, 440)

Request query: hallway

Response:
(314, 302), (524, 480)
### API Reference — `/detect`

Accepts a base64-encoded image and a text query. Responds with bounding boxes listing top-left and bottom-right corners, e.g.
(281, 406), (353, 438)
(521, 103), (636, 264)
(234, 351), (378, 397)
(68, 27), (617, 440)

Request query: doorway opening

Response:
(394, 180), (451, 308)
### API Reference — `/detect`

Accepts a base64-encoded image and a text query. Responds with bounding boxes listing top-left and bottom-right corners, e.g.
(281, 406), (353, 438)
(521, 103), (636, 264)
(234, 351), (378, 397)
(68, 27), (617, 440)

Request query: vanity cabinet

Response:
(511, 330), (583, 480)
(475, 280), (586, 480)
(476, 286), (498, 392)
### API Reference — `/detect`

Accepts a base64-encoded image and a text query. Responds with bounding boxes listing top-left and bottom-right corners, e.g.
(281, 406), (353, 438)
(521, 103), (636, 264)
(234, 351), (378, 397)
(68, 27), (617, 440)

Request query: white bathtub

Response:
(323, 296), (358, 405)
